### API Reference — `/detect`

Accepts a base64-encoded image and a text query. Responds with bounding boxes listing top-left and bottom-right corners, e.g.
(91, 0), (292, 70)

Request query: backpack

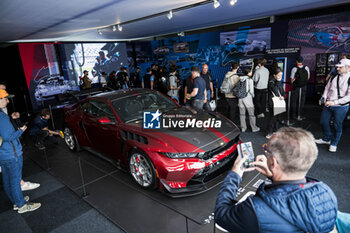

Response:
(232, 79), (248, 99)
(162, 75), (172, 92)
(220, 74), (235, 94)
(293, 66), (309, 87)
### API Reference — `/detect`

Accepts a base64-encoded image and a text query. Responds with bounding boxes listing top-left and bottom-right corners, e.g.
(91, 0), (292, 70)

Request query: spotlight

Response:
(97, 29), (102, 35)
(112, 25), (117, 31)
(167, 10), (173, 20)
(230, 0), (237, 6)
(118, 24), (123, 31)
(213, 0), (220, 8)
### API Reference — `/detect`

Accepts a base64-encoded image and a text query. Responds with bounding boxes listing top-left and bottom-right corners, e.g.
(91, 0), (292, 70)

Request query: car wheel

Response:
(309, 36), (318, 47)
(344, 40), (350, 52)
(129, 151), (157, 190)
(64, 127), (80, 152)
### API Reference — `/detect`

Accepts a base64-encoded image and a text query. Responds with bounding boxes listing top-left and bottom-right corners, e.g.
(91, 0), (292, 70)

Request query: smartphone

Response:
(320, 97), (325, 105)
(237, 142), (255, 168)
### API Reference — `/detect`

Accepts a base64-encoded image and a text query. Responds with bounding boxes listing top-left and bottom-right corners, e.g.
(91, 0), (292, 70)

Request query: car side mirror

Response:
(98, 117), (115, 125)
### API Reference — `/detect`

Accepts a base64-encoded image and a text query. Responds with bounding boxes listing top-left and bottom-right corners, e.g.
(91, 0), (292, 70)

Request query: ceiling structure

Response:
(0, 0), (348, 43)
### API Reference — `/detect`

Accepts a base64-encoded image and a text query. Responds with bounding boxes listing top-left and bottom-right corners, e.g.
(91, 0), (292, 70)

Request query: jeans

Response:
(238, 95), (259, 131)
(204, 89), (211, 110)
(191, 99), (204, 109)
(254, 89), (267, 115)
(0, 155), (25, 207)
(291, 86), (307, 117)
(320, 105), (349, 146)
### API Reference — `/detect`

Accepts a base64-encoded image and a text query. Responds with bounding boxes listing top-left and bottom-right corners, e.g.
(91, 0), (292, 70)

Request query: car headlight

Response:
(162, 152), (205, 159)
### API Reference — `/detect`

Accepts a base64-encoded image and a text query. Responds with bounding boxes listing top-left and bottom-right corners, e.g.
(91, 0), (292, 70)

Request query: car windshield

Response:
(111, 92), (178, 123)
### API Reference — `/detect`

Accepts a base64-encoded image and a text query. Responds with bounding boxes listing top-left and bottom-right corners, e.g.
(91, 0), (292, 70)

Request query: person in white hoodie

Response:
(238, 68), (260, 132)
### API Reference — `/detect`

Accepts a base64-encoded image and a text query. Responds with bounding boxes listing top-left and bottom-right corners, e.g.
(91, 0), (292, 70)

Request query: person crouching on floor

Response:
(29, 108), (60, 150)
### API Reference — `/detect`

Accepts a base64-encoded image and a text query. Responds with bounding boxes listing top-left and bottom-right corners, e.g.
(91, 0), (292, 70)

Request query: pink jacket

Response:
(322, 72), (350, 106)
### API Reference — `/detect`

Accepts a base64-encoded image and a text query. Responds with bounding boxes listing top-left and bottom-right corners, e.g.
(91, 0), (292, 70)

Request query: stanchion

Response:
(78, 156), (89, 198)
(23, 94), (31, 117)
(296, 87), (303, 121)
(10, 98), (16, 112)
(49, 104), (55, 129)
(215, 78), (218, 112)
(286, 91), (294, 126)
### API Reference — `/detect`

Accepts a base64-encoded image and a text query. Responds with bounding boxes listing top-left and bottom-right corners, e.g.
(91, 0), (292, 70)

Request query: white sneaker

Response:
(252, 127), (260, 133)
(241, 128), (247, 133)
(329, 145), (337, 152)
(21, 181), (40, 191)
(257, 113), (265, 118)
(266, 134), (273, 139)
(17, 202), (41, 214)
(13, 196), (29, 210)
(315, 139), (330, 145)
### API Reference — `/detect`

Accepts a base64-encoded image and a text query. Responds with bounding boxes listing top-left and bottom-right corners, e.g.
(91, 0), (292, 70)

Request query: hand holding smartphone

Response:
(237, 142), (255, 168)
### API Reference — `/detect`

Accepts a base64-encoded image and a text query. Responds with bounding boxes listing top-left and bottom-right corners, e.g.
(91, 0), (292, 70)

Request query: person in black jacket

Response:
(265, 67), (285, 139)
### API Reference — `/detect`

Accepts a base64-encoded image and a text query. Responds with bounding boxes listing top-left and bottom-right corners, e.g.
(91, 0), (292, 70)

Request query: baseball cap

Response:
(0, 89), (14, 99)
(336, 59), (350, 67)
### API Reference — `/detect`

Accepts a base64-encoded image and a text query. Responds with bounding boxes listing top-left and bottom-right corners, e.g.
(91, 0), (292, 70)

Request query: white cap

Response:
(336, 58), (350, 67)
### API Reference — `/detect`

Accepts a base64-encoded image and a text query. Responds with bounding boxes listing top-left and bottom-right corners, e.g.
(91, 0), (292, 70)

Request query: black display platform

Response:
(23, 138), (267, 233)
(22, 104), (350, 232)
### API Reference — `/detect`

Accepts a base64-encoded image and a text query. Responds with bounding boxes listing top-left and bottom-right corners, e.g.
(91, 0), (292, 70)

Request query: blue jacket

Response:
(29, 115), (48, 136)
(0, 111), (23, 160)
(215, 171), (337, 233)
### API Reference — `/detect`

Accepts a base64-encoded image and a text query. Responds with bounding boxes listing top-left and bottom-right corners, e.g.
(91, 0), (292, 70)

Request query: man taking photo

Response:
(215, 127), (337, 233)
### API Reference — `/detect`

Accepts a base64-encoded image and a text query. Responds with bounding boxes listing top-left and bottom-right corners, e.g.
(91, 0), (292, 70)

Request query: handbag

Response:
(209, 100), (216, 111)
(272, 91), (286, 116)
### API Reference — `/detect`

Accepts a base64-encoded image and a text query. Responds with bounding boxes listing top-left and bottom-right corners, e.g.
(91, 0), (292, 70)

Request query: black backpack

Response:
(162, 75), (172, 92)
(293, 66), (309, 87)
(232, 79), (248, 99)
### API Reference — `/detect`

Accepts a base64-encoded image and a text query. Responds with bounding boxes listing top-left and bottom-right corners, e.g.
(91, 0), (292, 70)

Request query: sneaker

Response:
(241, 128), (247, 133)
(266, 134), (273, 139)
(35, 142), (45, 150)
(257, 113), (265, 118)
(329, 145), (337, 152)
(252, 127), (260, 133)
(17, 202), (41, 214)
(21, 181), (40, 191)
(13, 196), (29, 210)
(315, 139), (331, 145)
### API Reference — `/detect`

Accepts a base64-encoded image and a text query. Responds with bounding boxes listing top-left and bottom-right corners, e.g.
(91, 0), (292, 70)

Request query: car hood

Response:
(127, 106), (240, 152)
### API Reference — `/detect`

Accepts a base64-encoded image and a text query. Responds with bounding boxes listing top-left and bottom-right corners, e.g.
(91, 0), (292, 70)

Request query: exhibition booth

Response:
(1, 2), (350, 233)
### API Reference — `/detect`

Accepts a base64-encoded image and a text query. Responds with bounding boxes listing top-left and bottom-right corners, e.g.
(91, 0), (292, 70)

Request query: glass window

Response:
(112, 92), (177, 123)
(81, 100), (116, 122)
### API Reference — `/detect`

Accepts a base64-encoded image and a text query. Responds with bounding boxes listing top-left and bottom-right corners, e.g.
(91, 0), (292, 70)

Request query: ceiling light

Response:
(213, 0), (220, 8)
(97, 29), (102, 35)
(112, 25), (117, 31)
(230, 0), (237, 6)
(167, 10), (173, 20)
(118, 24), (122, 31)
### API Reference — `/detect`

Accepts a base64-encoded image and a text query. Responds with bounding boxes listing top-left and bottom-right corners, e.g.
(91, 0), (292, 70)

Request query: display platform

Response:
(23, 137), (267, 233)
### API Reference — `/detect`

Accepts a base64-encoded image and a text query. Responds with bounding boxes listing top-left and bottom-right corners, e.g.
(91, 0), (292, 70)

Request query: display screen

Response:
(59, 42), (128, 85)
(173, 42), (189, 53)
(154, 46), (170, 55)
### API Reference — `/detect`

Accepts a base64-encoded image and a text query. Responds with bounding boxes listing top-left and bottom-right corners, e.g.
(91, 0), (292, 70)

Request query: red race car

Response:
(63, 89), (240, 196)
